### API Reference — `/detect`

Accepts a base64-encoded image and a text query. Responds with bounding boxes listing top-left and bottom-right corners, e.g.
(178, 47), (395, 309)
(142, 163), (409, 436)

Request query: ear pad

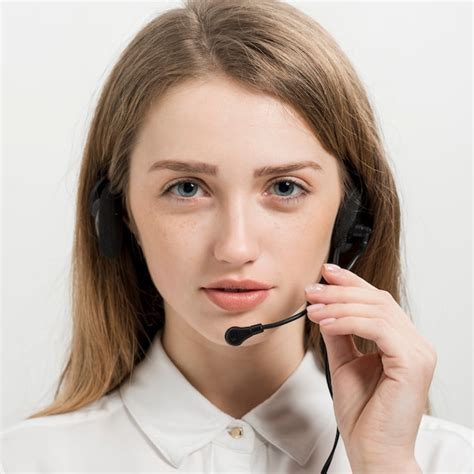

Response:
(329, 162), (373, 264)
(330, 185), (364, 255)
(89, 176), (123, 259)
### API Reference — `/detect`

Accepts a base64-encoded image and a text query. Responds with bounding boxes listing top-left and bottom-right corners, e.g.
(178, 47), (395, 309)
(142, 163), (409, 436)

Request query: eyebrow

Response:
(147, 159), (323, 177)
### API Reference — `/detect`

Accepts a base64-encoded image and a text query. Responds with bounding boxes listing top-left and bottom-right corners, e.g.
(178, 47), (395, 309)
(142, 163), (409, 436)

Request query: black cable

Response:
(320, 245), (367, 473)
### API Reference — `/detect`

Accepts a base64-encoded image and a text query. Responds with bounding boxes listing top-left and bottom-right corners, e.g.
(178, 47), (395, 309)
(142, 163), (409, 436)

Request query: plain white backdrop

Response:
(1, 0), (472, 434)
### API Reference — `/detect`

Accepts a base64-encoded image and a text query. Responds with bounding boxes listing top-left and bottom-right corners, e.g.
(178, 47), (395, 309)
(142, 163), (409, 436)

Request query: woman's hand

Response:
(305, 263), (437, 472)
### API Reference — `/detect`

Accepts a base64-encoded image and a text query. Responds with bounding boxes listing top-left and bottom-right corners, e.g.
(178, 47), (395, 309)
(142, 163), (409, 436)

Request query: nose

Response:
(213, 198), (261, 265)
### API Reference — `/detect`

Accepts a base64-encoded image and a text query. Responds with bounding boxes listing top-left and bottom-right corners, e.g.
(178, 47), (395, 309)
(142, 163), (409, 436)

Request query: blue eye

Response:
(162, 178), (310, 205)
(167, 181), (201, 198)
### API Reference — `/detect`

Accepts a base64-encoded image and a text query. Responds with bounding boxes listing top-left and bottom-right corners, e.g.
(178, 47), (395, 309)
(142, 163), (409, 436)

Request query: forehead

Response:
(133, 76), (334, 169)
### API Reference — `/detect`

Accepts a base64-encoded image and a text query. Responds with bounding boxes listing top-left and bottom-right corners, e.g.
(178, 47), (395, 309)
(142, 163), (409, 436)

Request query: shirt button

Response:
(228, 426), (244, 438)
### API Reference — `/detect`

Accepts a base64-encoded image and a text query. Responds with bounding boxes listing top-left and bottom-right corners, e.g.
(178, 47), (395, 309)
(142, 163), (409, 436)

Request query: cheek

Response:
(273, 207), (337, 282)
(139, 215), (202, 299)
(275, 205), (336, 250)
(280, 212), (334, 264)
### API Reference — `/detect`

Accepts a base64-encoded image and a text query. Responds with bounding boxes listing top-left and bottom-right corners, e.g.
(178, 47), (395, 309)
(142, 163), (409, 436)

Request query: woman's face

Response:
(127, 75), (343, 347)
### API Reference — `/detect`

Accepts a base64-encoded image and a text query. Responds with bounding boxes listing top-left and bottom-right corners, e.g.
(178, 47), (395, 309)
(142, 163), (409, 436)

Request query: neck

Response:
(161, 305), (307, 419)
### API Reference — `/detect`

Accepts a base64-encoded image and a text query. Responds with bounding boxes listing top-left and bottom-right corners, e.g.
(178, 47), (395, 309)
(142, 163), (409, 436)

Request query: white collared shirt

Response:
(1, 329), (473, 473)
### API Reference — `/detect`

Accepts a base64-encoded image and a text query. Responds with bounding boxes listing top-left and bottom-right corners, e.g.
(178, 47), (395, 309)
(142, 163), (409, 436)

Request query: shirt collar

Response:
(119, 329), (336, 468)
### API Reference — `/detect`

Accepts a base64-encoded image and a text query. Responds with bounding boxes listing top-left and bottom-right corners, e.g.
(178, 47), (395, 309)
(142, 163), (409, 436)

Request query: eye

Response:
(266, 179), (310, 203)
(163, 180), (203, 199)
(161, 177), (310, 205)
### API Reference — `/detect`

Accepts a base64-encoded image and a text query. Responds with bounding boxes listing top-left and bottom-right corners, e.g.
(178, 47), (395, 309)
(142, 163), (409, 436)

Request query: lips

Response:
(202, 288), (271, 312)
(204, 278), (273, 291)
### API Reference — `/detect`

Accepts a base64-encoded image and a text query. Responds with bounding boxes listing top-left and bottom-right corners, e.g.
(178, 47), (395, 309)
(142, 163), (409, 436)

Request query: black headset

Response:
(89, 161), (373, 473)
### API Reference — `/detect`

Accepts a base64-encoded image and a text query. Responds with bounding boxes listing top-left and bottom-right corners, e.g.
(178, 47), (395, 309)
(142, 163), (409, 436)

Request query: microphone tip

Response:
(224, 328), (241, 346)
(224, 324), (264, 346)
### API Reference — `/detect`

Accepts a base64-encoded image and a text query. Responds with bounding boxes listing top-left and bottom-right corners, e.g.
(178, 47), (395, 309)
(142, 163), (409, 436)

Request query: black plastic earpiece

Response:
(89, 175), (124, 259)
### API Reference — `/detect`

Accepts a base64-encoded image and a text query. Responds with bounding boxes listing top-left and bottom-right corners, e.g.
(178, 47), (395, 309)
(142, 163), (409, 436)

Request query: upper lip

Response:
(203, 279), (273, 290)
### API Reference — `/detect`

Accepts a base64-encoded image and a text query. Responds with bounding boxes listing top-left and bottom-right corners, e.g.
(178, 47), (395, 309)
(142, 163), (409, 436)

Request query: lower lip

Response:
(202, 288), (271, 312)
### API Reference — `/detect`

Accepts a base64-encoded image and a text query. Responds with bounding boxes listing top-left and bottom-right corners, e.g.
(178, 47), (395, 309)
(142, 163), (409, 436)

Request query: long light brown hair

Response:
(27, 0), (432, 419)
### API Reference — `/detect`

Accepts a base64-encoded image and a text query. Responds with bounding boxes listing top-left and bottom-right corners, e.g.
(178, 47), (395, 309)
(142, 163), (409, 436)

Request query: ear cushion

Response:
(89, 175), (108, 221)
(330, 161), (373, 259)
(330, 186), (363, 255)
(98, 183), (123, 258)
(89, 176), (124, 258)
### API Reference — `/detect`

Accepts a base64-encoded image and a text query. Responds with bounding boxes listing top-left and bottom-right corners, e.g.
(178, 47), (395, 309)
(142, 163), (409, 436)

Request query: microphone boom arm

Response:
(224, 308), (308, 346)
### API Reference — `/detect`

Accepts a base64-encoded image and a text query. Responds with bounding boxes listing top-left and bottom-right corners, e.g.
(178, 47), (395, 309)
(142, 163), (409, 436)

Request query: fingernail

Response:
(305, 283), (325, 293)
(319, 318), (336, 326)
(307, 303), (326, 315)
(324, 263), (341, 272)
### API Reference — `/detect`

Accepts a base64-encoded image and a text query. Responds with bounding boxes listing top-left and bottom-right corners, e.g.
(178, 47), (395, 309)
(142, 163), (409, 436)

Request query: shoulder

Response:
(0, 390), (124, 472)
(416, 414), (473, 472)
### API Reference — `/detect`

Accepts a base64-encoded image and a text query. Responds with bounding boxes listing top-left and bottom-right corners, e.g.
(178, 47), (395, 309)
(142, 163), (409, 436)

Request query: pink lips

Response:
(203, 288), (271, 312)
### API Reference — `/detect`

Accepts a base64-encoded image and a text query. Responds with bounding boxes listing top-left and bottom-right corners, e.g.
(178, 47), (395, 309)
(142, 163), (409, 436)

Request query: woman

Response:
(2, 1), (472, 473)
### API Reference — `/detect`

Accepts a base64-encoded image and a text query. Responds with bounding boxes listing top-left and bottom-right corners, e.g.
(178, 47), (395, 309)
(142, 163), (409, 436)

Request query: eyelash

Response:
(161, 177), (310, 205)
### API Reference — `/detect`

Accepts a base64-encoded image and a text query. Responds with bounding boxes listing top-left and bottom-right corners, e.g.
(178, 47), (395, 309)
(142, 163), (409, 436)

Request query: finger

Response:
(319, 330), (362, 371)
(308, 302), (380, 371)
(307, 302), (381, 321)
(319, 316), (402, 360)
(305, 284), (388, 305)
(322, 263), (378, 290)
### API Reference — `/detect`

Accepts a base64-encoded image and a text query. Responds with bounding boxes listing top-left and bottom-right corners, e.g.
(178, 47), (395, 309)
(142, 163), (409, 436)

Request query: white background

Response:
(1, 0), (472, 433)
